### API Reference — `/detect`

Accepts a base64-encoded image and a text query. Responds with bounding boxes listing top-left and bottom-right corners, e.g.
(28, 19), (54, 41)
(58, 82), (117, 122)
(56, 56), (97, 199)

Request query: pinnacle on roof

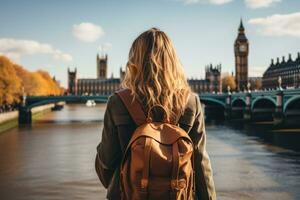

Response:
(239, 19), (245, 31)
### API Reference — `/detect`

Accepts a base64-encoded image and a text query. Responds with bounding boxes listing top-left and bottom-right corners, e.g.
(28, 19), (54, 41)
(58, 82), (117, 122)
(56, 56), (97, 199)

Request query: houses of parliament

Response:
(68, 54), (125, 95)
(67, 20), (255, 95)
(67, 54), (222, 95)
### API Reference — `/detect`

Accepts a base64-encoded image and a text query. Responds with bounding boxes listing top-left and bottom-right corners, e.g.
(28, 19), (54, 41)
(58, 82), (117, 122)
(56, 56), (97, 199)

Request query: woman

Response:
(96, 28), (216, 200)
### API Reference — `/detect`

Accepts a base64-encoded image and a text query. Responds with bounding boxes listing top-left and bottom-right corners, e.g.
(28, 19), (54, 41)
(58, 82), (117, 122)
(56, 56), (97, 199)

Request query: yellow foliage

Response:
(222, 75), (237, 92)
(0, 56), (22, 104)
(0, 56), (63, 105)
(249, 79), (262, 90)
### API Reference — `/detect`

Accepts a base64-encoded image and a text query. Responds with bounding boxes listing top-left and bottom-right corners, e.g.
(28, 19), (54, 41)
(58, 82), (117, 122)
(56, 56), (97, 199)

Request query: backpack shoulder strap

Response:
(116, 89), (147, 126)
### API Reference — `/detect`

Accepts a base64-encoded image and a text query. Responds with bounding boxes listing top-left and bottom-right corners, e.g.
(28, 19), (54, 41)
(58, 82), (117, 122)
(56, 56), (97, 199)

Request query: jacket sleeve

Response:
(95, 96), (122, 188)
(189, 95), (216, 200)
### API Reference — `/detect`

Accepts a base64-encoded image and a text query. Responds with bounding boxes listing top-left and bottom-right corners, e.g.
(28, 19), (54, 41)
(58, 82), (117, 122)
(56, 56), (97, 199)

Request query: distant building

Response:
(68, 55), (222, 95)
(68, 68), (77, 94)
(189, 64), (222, 93)
(97, 54), (108, 79)
(76, 77), (120, 95)
(234, 19), (249, 91)
(262, 53), (300, 89)
(68, 55), (125, 95)
(249, 76), (262, 90)
(188, 79), (209, 94)
(206, 64), (222, 93)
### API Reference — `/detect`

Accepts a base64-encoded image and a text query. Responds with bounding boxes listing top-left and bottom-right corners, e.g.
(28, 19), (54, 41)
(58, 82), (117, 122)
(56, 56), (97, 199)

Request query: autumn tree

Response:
(222, 74), (236, 92)
(0, 56), (64, 106)
(36, 70), (61, 95)
(0, 56), (22, 104)
(14, 64), (36, 96)
(249, 78), (262, 90)
(14, 62), (63, 96)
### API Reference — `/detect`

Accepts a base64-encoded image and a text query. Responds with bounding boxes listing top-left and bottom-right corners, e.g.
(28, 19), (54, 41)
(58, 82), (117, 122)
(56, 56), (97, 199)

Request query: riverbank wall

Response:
(0, 104), (55, 133)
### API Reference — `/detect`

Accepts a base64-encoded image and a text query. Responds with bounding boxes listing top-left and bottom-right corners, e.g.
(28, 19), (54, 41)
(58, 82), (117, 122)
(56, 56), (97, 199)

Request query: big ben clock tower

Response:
(234, 19), (249, 91)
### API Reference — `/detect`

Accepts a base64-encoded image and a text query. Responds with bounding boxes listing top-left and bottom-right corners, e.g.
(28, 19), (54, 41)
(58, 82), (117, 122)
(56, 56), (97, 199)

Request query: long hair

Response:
(121, 28), (191, 122)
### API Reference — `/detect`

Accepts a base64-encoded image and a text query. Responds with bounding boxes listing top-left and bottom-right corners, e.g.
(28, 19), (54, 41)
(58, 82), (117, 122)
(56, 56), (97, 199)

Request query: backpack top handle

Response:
(116, 88), (178, 125)
(146, 104), (170, 123)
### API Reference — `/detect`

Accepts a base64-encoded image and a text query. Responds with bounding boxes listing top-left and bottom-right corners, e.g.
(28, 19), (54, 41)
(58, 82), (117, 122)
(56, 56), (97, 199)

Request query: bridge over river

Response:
(201, 88), (300, 125)
(19, 88), (300, 125)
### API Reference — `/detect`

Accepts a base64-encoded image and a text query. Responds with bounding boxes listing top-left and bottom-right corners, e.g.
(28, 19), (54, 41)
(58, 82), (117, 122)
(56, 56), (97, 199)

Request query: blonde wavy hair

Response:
(121, 28), (191, 122)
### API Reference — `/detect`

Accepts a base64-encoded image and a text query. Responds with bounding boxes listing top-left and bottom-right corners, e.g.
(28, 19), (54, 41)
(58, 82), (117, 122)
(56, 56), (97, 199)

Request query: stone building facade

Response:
(68, 55), (222, 95)
(262, 53), (300, 89)
(188, 64), (222, 94)
(67, 68), (77, 95)
(97, 54), (107, 79)
(68, 54), (125, 95)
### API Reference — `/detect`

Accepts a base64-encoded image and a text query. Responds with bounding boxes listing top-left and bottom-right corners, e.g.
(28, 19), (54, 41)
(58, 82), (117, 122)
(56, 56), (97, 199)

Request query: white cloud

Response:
(181, 0), (233, 5)
(72, 22), (104, 42)
(249, 12), (300, 38)
(0, 38), (73, 62)
(180, 0), (280, 7)
(53, 50), (73, 62)
(245, 0), (281, 9)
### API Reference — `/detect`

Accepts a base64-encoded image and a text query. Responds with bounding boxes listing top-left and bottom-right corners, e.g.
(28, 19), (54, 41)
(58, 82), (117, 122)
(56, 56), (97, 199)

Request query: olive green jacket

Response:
(96, 92), (216, 200)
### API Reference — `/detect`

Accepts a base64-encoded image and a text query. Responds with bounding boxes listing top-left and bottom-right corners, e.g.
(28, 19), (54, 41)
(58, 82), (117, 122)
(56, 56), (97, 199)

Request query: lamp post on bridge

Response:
(298, 74), (300, 88)
(278, 76), (283, 91)
(18, 87), (32, 125)
(274, 76), (284, 125)
(21, 86), (27, 107)
(243, 82), (252, 121)
(224, 85), (232, 120)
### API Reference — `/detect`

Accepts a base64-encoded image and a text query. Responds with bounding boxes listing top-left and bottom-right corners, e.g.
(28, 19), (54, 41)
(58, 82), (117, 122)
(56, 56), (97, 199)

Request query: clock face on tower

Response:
(239, 44), (247, 52)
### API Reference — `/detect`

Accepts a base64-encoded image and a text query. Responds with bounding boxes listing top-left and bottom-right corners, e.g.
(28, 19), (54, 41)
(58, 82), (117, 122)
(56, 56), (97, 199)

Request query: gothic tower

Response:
(205, 64), (222, 93)
(234, 19), (249, 91)
(68, 67), (77, 95)
(97, 54), (108, 79)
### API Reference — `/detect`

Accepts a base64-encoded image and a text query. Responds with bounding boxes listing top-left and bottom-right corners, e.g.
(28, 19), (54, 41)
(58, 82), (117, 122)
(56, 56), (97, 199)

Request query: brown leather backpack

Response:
(116, 89), (195, 200)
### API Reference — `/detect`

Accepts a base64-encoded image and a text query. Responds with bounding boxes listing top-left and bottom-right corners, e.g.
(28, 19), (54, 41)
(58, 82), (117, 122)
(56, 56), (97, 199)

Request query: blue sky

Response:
(0, 0), (299, 87)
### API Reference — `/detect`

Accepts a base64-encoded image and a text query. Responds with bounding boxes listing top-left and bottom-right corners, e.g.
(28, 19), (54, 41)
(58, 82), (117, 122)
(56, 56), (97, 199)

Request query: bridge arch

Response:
(199, 97), (225, 120)
(251, 96), (276, 121)
(27, 97), (108, 110)
(251, 96), (276, 110)
(231, 98), (246, 119)
(199, 97), (226, 108)
(231, 98), (246, 107)
(283, 95), (300, 113)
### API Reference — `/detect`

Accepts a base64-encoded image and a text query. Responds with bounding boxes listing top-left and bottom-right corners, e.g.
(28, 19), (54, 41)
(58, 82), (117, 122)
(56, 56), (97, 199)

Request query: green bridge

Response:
(200, 88), (300, 124)
(19, 89), (300, 125)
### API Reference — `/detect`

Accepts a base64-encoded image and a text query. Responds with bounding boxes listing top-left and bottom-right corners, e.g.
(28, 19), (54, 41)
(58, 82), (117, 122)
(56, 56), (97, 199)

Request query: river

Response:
(0, 104), (299, 200)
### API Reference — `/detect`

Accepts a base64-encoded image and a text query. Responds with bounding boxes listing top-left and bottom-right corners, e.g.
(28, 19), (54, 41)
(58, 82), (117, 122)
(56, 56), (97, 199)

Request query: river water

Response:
(0, 104), (299, 200)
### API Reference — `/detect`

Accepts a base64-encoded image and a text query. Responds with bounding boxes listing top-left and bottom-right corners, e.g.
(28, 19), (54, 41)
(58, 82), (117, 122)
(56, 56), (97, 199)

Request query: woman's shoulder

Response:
(184, 92), (200, 114)
(177, 92), (200, 128)
(106, 92), (128, 113)
(106, 92), (135, 125)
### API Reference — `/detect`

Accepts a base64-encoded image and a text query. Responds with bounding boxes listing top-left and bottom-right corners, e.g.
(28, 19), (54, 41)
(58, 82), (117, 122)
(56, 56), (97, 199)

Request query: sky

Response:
(0, 0), (299, 87)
